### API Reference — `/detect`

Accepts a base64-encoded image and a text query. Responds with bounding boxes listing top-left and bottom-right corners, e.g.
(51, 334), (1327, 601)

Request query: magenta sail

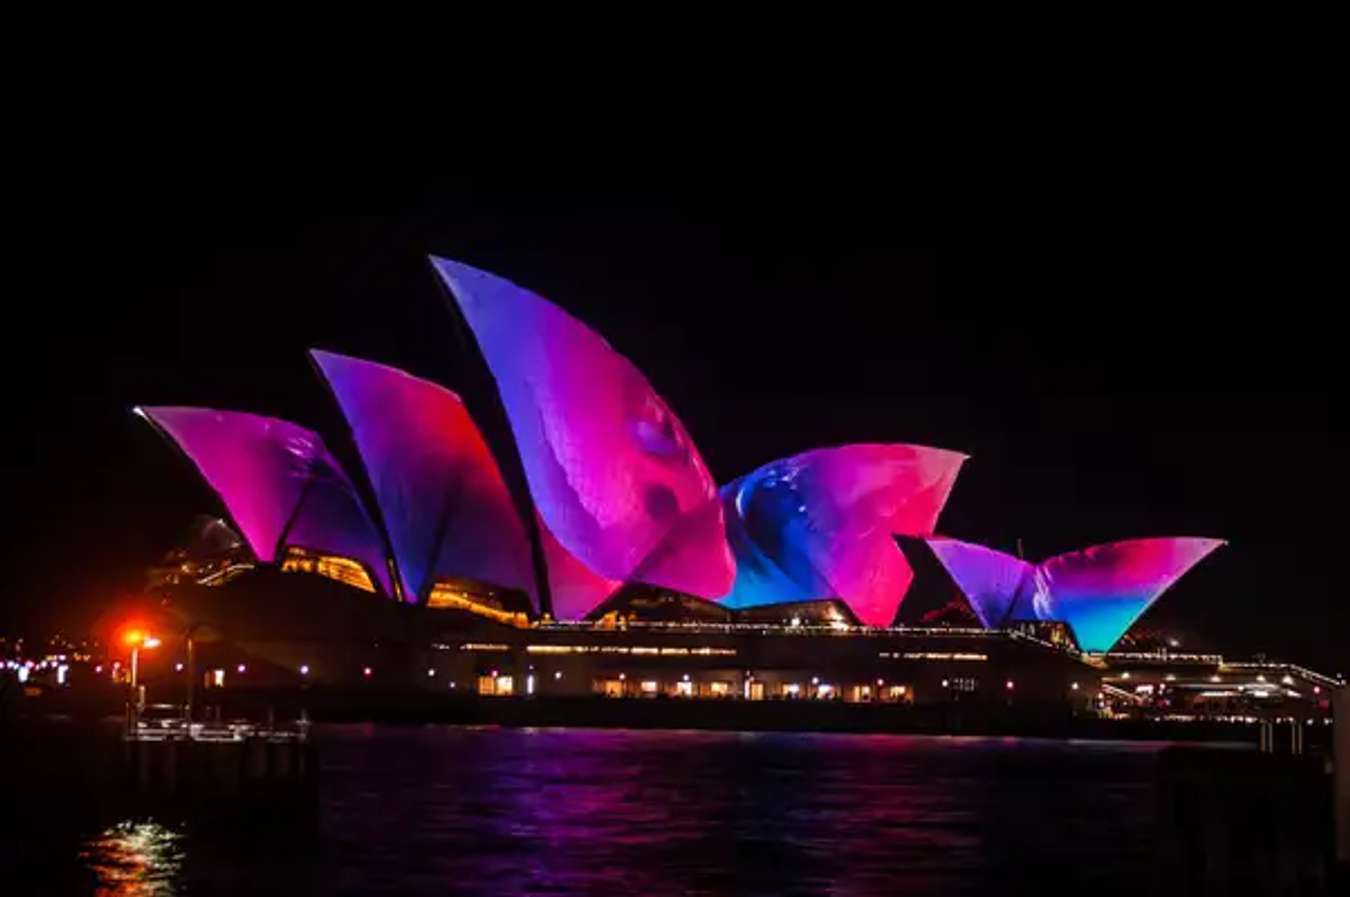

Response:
(310, 351), (539, 607)
(135, 406), (392, 595)
(719, 443), (967, 627)
(432, 256), (735, 605)
(922, 536), (1225, 651)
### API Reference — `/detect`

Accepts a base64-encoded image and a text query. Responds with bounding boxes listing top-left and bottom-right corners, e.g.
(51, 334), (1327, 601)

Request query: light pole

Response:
(123, 629), (160, 726)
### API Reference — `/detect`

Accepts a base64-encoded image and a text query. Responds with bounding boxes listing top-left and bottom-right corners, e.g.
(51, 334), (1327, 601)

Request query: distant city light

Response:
(942, 679), (949, 688)
(300, 665), (310, 676)
(555, 671), (563, 680)
(1006, 680), (1015, 690)
(175, 663), (184, 672)
(618, 673), (626, 681)
(236, 664), (246, 674)
(682, 674), (690, 682)
(363, 666), (373, 677)
(143, 637), (161, 649)
(1071, 682), (1079, 690)
(427, 668), (436, 677)
(876, 678), (884, 686)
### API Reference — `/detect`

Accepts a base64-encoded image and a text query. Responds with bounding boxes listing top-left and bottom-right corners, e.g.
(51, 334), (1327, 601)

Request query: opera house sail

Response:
(430, 257), (735, 613)
(134, 406), (393, 595)
(310, 350), (539, 608)
(919, 537), (1226, 651)
(718, 444), (967, 627)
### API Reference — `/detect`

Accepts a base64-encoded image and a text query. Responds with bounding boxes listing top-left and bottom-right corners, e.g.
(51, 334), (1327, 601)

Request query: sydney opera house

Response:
(130, 258), (1337, 719)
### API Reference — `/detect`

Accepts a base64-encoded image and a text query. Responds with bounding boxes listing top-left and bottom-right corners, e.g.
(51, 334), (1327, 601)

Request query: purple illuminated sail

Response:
(432, 256), (735, 605)
(923, 539), (1034, 628)
(923, 536), (1225, 651)
(135, 406), (392, 595)
(311, 351), (538, 607)
(719, 444), (967, 626)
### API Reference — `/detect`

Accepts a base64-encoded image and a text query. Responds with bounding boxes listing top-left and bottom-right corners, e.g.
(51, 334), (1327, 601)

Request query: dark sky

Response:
(3, 177), (1341, 671)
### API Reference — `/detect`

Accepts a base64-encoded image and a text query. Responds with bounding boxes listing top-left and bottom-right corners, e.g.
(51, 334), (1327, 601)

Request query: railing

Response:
(1100, 650), (1226, 664)
(1220, 661), (1342, 690)
(126, 703), (310, 743)
(535, 620), (1014, 639)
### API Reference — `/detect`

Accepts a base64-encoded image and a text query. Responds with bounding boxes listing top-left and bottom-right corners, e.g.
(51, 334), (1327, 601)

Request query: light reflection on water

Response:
(80, 821), (185, 897)
(76, 727), (1197, 896)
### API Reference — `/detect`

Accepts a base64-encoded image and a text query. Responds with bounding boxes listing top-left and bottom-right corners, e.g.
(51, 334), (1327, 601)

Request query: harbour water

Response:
(66, 726), (1250, 895)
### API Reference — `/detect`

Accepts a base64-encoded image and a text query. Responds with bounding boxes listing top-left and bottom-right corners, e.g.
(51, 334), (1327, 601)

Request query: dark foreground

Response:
(3, 724), (1342, 896)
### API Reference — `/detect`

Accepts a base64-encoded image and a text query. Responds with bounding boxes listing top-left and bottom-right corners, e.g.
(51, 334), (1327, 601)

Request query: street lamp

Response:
(123, 629), (160, 691)
(123, 628), (159, 729)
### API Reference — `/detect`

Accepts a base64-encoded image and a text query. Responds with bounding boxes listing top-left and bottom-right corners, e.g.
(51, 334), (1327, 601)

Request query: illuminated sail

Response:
(719, 444), (967, 626)
(922, 536), (1225, 651)
(135, 406), (392, 595)
(311, 350), (538, 607)
(433, 256), (734, 607)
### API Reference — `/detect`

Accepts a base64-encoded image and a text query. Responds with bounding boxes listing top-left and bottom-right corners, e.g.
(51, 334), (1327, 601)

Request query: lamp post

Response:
(123, 629), (159, 728)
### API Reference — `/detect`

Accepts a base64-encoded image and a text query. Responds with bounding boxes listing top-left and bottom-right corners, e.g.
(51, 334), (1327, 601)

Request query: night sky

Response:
(4, 177), (1341, 671)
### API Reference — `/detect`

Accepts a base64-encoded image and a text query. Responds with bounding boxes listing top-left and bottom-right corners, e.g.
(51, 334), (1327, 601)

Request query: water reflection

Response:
(80, 821), (184, 897)
(73, 728), (1196, 896)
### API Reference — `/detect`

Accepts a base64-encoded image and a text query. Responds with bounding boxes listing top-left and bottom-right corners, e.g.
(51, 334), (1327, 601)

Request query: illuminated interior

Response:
(280, 546), (377, 593)
(426, 580), (530, 627)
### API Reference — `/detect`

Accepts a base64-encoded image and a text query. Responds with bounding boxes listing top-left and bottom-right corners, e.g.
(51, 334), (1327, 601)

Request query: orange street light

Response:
(123, 629), (159, 691)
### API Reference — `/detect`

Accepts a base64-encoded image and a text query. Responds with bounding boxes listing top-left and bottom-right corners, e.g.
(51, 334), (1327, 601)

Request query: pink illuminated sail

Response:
(432, 256), (735, 605)
(135, 406), (392, 595)
(922, 536), (1225, 651)
(719, 444), (967, 626)
(311, 350), (538, 607)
